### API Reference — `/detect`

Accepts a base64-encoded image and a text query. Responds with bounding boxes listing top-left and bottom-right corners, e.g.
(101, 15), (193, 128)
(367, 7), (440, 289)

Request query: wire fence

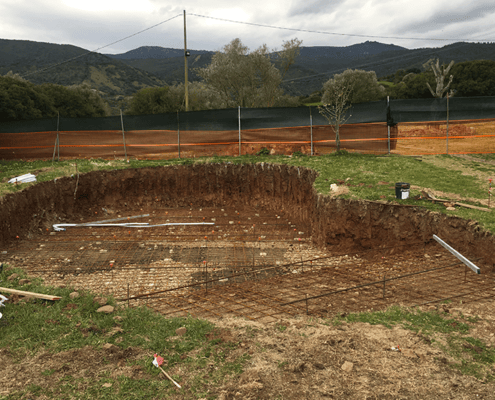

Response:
(1, 98), (494, 159)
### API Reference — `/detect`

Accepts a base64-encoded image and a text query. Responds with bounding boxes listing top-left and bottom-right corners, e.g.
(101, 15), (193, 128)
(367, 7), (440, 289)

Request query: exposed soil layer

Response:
(1, 163), (494, 265)
(2, 163), (495, 398)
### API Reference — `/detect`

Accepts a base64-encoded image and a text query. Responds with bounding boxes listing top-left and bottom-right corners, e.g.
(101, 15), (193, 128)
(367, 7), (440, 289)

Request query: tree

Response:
(388, 72), (435, 99)
(196, 38), (301, 108)
(275, 38), (303, 80)
(126, 83), (228, 114)
(126, 86), (181, 115)
(322, 69), (386, 105)
(424, 58), (454, 98)
(37, 83), (109, 118)
(0, 76), (55, 120)
(450, 60), (495, 97)
(318, 80), (352, 152)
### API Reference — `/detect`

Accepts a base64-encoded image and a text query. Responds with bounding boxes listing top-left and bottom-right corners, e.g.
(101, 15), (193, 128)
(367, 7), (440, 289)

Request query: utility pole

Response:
(184, 10), (190, 111)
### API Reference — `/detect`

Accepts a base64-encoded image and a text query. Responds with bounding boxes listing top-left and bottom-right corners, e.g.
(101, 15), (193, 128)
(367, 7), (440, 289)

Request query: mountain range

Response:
(2, 38), (495, 100)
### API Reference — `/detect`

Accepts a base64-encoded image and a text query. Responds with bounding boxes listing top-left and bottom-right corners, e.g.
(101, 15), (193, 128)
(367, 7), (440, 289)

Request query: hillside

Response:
(104, 45), (213, 60)
(0, 39), (167, 97)
(3, 39), (495, 98)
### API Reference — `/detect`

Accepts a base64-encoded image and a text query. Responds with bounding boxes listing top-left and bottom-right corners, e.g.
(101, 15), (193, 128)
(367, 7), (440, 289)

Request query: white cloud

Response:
(1, 0), (495, 54)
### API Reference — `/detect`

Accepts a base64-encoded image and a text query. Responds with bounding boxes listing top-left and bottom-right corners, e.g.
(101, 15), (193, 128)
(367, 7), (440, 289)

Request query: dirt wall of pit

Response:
(0, 163), (493, 269)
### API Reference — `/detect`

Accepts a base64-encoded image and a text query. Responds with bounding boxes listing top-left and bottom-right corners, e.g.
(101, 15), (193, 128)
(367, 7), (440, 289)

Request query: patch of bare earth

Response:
(208, 307), (495, 400)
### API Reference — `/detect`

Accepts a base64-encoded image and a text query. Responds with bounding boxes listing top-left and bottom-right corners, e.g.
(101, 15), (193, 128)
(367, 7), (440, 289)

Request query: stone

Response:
(97, 305), (114, 314)
(18, 279), (30, 286)
(341, 361), (353, 372)
(94, 296), (108, 306)
(102, 383), (112, 388)
(69, 292), (79, 299)
(7, 273), (19, 281)
(175, 327), (187, 336)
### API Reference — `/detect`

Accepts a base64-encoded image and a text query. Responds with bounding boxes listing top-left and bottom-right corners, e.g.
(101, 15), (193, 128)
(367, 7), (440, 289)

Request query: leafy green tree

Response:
(322, 69), (386, 104)
(126, 86), (181, 115)
(196, 38), (301, 108)
(170, 82), (227, 111)
(388, 72), (436, 99)
(0, 76), (55, 120)
(450, 60), (495, 97)
(36, 83), (109, 118)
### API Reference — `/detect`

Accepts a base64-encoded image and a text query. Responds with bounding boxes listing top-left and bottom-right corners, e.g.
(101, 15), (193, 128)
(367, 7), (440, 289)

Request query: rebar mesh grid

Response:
(2, 206), (492, 324)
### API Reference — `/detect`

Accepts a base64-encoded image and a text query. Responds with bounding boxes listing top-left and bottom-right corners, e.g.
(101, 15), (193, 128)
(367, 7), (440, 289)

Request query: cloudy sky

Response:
(1, 0), (495, 54)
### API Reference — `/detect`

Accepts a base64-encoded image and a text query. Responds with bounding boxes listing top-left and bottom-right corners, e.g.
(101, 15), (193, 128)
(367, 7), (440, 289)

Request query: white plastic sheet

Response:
(0, 294), (8, 319)
(8, 173), (37, 184)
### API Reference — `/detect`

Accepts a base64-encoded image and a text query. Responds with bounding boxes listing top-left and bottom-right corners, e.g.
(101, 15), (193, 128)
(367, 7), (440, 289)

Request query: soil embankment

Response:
(0, 163), (493, 269)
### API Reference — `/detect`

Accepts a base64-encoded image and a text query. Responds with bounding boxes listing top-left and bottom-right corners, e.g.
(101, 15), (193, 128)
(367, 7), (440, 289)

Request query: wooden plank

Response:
(0, 287), (61, 301)
(455, 202), (491, 212)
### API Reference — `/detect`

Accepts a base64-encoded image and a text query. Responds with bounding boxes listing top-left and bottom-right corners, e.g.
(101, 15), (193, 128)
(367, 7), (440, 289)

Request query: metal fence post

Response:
(177, 111), (181, 159)
(446, 94), (450, 155)
(238, 106), (241, 157)
(387, 97), (390, 155)
(310, 108), (314, 156)
(120, 109), (128, 162)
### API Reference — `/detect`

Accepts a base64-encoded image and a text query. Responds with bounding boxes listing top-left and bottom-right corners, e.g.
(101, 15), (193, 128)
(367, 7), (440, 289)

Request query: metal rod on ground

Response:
(238, 106), (241, 157)
(489, 179), (492, 208)
(433, 235), (480, 274)
(280, 260), (471, 307)
(120, 109), (128, 162)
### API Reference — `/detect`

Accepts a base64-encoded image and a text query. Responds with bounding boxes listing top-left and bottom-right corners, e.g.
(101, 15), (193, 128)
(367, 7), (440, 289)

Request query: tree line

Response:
(2, 38), (495, 121)
(0, 72), (110, 121)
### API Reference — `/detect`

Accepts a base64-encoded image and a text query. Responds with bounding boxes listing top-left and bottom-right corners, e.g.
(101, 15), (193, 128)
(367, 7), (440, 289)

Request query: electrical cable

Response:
(189, 13), (490, 43)
(20, 14), (182, 78)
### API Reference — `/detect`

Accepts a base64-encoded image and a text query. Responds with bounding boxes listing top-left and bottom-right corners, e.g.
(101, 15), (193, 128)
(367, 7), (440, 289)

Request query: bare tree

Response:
(318, 80), (352, 152)
(424, 59), (455, 98)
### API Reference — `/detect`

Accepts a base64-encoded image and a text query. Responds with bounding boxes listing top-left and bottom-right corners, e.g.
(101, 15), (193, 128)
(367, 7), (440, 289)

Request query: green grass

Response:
(0, 267), (249, 399)
(378, 81), (395, 87)
(1, 152), (494, 232)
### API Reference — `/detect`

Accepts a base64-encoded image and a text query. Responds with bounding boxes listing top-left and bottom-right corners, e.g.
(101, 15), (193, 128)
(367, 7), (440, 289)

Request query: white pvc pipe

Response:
(433, 235), (480, 274)
(53, 222), (215, 231)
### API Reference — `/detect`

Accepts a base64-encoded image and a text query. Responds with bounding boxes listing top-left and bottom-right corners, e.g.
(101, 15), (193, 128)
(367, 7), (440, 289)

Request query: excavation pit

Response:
(1, 164), (494, 324)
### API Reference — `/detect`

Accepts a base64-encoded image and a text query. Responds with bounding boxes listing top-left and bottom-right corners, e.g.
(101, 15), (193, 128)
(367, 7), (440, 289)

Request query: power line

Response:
(281, 41), (479, 91)
(189, 13), (490, 43)
(21, 14), (182, 78)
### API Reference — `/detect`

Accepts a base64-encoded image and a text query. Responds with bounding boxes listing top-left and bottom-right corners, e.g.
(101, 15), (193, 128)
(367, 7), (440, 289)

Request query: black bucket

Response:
(395, 182), (410, 199)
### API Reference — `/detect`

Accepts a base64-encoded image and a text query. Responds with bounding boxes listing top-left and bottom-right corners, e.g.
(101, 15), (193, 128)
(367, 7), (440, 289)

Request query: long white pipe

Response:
(433, 235), (480, 274)
(53, 222), (215, 231)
